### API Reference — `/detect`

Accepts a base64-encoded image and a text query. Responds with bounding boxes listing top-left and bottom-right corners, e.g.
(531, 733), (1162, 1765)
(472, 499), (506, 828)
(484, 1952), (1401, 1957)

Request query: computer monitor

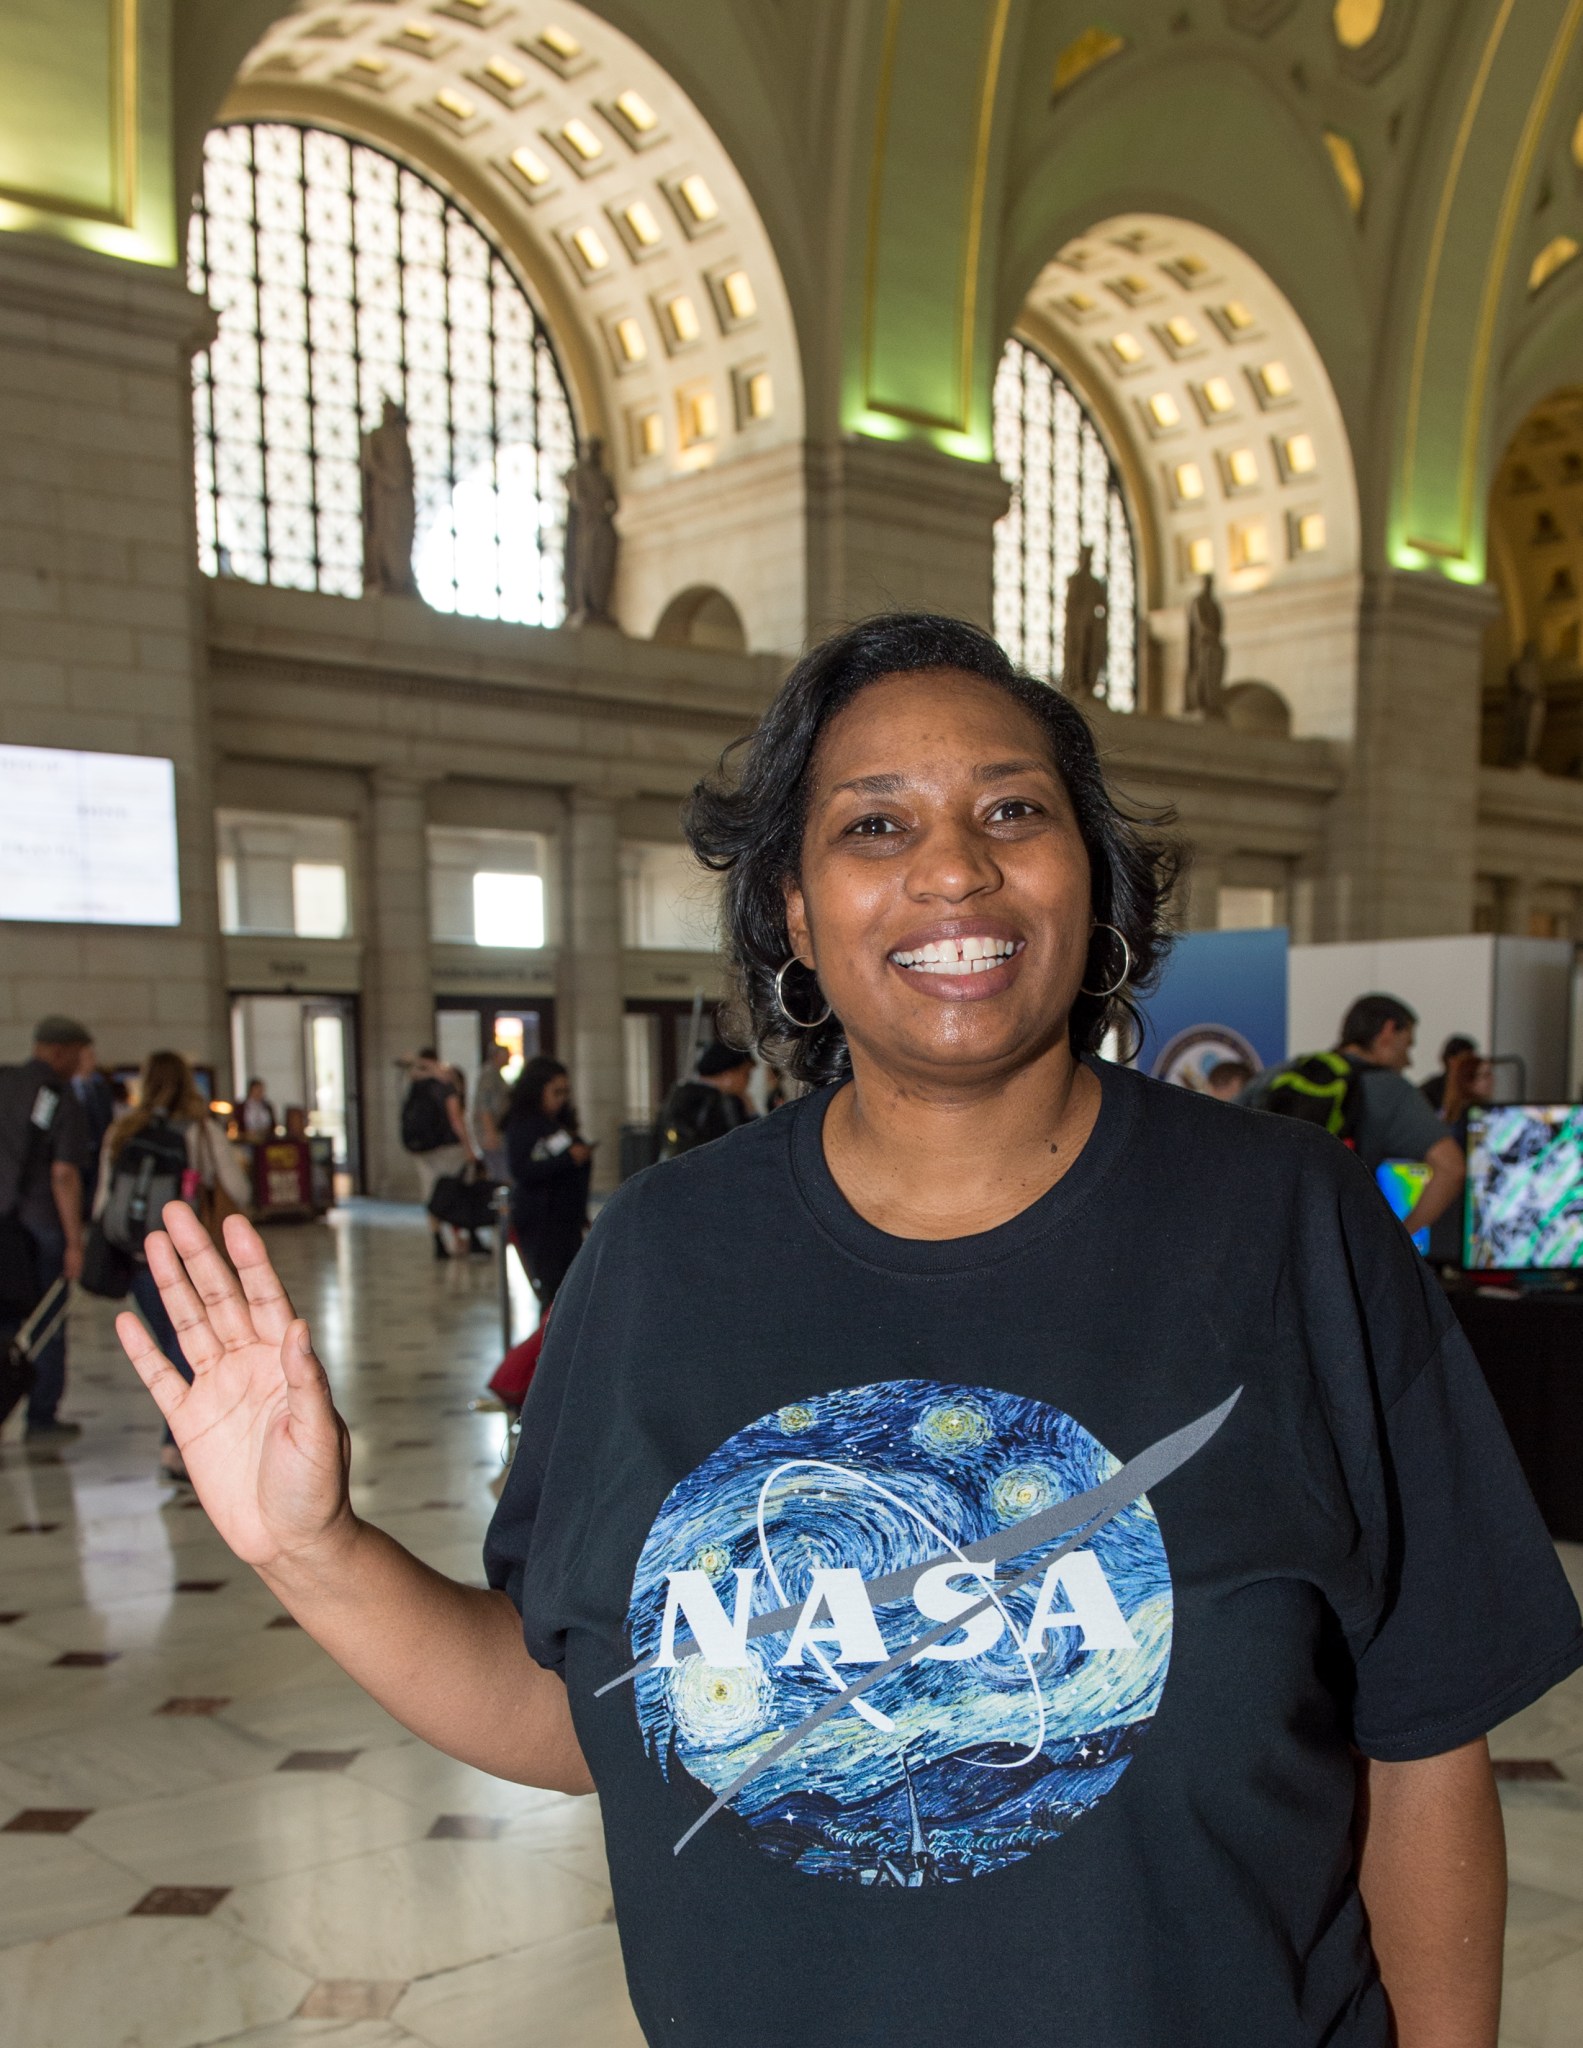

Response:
(1464, 1104), (1583, 1271)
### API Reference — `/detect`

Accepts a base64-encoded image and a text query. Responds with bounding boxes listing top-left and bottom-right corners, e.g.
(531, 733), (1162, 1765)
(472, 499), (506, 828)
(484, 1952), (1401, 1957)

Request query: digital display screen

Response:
(1465, 1105), (1583, 1270)
(0, 744), (180, 927)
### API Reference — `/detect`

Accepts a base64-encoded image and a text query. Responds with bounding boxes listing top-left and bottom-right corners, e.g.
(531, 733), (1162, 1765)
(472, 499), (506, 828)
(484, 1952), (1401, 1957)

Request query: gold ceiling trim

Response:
(0, 0), (139, 227)
(862, 0), (1013, 437)
(1399, 0), (1515, 548)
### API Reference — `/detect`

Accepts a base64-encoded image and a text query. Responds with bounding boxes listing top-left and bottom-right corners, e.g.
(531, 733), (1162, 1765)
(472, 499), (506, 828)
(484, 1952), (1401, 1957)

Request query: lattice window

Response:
(188, 122), (576, 625)
(993, 338), (1138, 710)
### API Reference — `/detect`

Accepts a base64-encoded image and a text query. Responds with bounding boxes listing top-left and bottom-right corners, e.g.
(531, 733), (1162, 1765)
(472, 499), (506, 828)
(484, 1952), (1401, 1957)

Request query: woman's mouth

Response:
(888, 936), (1024, 976)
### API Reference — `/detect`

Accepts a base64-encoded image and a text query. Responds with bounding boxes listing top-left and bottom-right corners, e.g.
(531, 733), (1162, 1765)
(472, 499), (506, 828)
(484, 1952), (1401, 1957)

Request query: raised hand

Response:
(115, 1205), (354, 1574)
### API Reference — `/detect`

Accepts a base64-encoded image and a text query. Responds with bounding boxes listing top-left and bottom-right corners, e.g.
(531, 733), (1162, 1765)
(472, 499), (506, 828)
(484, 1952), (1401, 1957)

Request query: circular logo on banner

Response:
(1154, 1022), (1260, 1092)
(622, 1380), (1174, 1885)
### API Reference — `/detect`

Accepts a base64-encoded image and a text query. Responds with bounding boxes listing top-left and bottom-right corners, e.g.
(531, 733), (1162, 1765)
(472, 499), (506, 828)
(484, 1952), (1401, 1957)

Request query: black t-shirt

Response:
(484, 1062), (1582, 2047)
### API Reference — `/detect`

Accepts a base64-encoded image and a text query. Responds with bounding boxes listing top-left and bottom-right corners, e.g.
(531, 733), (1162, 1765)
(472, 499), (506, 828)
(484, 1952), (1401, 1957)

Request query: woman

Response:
(115, 615), (1580, 2047)
(99, 1050), (251, 1481)
(503, 1055), (591, 1305)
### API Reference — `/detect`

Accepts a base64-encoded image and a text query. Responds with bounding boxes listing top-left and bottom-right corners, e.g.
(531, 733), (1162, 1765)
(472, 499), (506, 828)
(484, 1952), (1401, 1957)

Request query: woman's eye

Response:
(988, 798), (1041, 823)
(845, 814), (903, 838)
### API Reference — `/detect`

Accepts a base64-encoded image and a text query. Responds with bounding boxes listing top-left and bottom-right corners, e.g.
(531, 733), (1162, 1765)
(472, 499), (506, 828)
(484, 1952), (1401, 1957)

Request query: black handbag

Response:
(79, 1220), (136, 1301)
(427, 1166), (498, 1230)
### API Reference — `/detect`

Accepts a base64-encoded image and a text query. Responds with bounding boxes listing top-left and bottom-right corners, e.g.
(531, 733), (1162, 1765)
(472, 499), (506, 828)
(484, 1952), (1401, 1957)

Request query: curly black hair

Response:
(683, 612), (1179, 1085)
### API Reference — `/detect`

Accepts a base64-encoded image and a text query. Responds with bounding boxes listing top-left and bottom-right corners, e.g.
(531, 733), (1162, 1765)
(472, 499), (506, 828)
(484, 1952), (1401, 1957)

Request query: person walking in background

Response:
(400, 1050), (479, 1261)
(1250, 993), (1465, 1241)
(472, 1041), (513, 1184)
(503, 1056), (590, 1306)
(72, 1043), (116, 1200)
(238, 1077), (277, 1139)
(0, 1015), (92, 1443)
(657, 1041), (757, 1158)
(1420, 1034), (1478, 1114)
(97, 1050), (251, 1481)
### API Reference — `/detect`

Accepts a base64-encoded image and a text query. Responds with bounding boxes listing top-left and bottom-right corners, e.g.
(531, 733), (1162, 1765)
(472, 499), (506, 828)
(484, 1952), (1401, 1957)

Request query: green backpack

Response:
(1261, 1051), (1364, 1147)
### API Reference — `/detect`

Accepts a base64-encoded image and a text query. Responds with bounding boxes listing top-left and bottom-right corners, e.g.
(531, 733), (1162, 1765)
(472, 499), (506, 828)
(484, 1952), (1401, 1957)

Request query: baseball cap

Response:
(33, 1014), (93, 1048)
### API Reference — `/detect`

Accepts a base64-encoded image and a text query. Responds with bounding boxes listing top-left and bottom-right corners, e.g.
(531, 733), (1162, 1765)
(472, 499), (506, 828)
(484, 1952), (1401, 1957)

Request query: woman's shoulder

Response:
(1112, 1059), (1371, 1188)
(594, 1098), (799, 1235)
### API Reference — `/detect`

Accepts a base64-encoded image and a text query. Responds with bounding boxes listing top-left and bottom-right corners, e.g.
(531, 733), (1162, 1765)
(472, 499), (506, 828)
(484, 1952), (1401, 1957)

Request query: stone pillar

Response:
(1183, 847), (1226, 932)
(804, 437), (1010, 637)
(563, 790), (624, 1192)
(0, 234), (225, 1072)
(1316, 572), (1495, 941)
(364, 770), (434, 1198)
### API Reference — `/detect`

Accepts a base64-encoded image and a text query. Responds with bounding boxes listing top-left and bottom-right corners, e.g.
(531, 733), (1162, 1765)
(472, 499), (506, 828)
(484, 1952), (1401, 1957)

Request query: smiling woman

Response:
(116, 611), (1582, 2048)
(684, 614), (1177, 1093)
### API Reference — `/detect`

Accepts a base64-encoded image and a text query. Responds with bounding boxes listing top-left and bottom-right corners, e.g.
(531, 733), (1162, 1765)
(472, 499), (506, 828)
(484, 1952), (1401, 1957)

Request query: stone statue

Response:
(1503, 639), (1547, 768)
(359, 398), (418, 598)
(563, 437), (619, 628)
(1184, 572), (1226, 718)
(1061, 544), (1109, 702)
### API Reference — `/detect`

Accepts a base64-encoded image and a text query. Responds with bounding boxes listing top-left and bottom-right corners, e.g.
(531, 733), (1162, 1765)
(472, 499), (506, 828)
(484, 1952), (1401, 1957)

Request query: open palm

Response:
(115, 1204), (352, 1571)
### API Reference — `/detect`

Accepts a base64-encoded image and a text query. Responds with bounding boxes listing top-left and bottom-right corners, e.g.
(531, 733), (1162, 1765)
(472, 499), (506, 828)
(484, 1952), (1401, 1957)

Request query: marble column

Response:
(364, 769), (435, 1197)
(1316, 571), (1495, 941)
(804, 437), (1011, 637)
(563, 789), (624, 1191)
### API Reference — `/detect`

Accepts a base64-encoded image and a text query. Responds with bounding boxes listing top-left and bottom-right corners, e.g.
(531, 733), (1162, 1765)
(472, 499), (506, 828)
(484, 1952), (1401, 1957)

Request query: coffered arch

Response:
(226, 1), (804, 501)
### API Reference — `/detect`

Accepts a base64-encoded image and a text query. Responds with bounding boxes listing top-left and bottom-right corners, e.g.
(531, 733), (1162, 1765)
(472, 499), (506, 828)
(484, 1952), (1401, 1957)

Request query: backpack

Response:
(401, 1077), (455, 1154)
(656, 1081), (735, 1160)
(100, 1117), (191, 1255)
(1260, 1051), (1365, 1146)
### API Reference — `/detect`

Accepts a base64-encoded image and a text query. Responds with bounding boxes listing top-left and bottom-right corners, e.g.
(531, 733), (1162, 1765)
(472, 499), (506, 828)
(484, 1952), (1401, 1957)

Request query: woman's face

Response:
(784, 670), (1093, 1086)
(542, 1072), (571, 1116)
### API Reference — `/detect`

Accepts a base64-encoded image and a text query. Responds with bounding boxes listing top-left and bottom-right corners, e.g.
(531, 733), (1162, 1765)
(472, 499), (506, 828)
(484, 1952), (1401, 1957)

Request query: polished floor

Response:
(0, 1206), (1580, 2048)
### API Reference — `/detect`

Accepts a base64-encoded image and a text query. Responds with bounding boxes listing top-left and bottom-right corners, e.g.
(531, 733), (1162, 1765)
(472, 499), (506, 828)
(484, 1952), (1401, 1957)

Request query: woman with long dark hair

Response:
(99, 1049), (250, 1480)
(503, 1055), (590, 1306)
(114, 614), (1578, 2047)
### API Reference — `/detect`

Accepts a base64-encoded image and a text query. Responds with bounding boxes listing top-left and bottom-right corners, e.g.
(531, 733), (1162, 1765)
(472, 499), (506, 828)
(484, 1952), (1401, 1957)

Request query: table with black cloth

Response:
(1447, 1285), (1583, 1541)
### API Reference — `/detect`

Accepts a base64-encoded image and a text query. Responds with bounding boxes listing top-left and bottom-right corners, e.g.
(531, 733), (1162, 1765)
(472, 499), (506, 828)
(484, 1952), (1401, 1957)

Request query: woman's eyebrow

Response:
(827, 771), (905, 798)
(974, 757), (1052, 781)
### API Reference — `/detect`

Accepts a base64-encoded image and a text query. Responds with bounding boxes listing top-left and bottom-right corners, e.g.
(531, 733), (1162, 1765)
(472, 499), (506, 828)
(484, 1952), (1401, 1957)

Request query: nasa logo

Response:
(603, 1378), (1236, 1885)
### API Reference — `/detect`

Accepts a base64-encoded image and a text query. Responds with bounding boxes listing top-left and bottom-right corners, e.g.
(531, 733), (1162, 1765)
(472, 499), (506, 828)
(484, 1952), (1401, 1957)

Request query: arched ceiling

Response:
(1488, 389), (1583, 671)
(227, 1), (804, 495)
(1020, 213), (1359, 613)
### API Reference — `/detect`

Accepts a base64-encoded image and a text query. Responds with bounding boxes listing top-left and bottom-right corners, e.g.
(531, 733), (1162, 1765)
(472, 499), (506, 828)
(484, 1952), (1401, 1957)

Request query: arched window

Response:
(188, 122), (576, 625)
(993, 338), (1138, 710)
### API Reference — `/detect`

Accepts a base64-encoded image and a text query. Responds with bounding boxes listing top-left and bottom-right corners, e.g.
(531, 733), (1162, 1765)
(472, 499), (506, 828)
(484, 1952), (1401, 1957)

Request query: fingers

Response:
(143, 1230), (225, 1372)
(159, 1204), (261, 1352)
(114, 1310), (191, 1424)
(279, 1320), (335, 1435)
(224, 1213), (297, 1343)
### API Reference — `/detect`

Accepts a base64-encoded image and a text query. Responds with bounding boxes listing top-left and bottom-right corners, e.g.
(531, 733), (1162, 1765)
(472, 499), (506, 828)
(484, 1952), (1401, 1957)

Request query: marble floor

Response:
(0, 1204), (1579, 2048)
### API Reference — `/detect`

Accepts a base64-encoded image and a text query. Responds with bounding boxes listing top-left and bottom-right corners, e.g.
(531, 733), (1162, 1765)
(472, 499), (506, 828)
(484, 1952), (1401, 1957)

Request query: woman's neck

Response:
(821, 1041), (1102, 1241)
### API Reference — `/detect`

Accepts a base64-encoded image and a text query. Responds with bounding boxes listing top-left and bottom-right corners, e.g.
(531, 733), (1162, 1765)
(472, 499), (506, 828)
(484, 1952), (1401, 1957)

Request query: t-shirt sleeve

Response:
(1369, 1071), (1451, 1165)
(48, 1088), (89, 1175)
(1342, 1303), (1583, 1760)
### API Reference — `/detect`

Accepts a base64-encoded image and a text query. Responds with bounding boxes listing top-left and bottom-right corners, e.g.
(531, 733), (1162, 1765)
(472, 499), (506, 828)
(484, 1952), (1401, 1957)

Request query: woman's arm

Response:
(115, 1204), (591, 1795)
(1356, 1739), (1505, 2047)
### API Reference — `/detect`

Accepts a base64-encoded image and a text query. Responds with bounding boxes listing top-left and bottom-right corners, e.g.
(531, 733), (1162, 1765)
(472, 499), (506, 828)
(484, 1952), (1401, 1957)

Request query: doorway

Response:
(434, 997), (557, 1107)
(622, 998), (719, 1121)
(229, 993), (362, 1185)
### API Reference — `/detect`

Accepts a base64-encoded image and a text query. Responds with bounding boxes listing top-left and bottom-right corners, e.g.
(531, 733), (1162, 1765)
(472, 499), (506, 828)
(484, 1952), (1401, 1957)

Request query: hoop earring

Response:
(774, 956), (832, 1030)
(1081, 922), (1133, 1000)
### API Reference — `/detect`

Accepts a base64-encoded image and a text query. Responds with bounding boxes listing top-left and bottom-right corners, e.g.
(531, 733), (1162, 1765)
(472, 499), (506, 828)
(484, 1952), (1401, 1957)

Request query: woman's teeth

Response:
(890, 937), (1019, 974)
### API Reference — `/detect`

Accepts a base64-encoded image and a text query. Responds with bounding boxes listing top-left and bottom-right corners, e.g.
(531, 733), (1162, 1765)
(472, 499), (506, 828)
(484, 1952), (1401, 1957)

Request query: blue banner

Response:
(1131, 927), (1289, 1089)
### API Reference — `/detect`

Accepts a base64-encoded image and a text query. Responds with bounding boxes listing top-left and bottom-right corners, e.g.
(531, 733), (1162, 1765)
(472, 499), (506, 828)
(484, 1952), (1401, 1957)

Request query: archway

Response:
(1014, 213), (1361, 735)
(1485, 390), (1583, 774)
(221, 0), (805, 645)
(652, 585), (748, 653)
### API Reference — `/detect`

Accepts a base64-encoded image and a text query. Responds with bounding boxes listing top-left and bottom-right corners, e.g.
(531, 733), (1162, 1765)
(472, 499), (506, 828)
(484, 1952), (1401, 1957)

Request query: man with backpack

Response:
(0, 1016), (93, 1441)
(656, 1041), (757, 1160)
(1251, 993), (1465, 1241)
(400, 1049), (480, 1259)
